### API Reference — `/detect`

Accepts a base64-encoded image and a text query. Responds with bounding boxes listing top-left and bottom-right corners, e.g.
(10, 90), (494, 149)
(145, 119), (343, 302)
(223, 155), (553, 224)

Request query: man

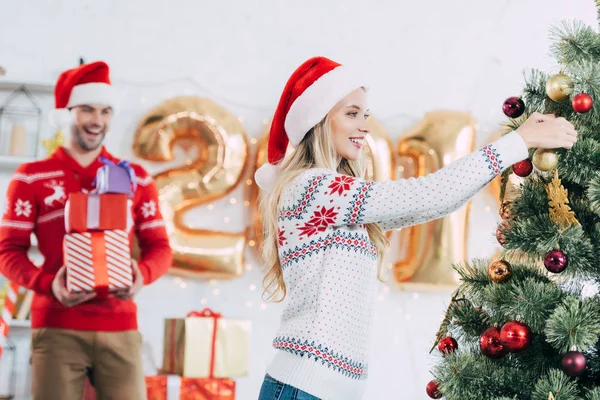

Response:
(0, 61), (173, 399)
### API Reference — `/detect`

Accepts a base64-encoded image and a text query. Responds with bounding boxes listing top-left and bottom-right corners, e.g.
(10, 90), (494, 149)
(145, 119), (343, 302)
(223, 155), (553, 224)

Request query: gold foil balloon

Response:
(392, 111), (476, 287)
(132, 96), (248, 279)
(532, 149), (558, 171)
(248, 117), (394, 252)
(248, 132), (269, 252)
(363, 117), (396, 182)
(546, 73), (574, 102)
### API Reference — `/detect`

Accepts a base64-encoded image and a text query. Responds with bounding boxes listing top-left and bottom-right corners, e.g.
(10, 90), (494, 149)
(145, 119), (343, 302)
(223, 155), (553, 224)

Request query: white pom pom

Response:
(254, 163), (281, 193)
(48, 108), (74, 128)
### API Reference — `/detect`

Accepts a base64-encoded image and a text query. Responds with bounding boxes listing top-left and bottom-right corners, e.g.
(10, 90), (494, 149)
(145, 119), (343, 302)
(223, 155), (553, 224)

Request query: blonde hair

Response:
(259, 115), (390, 303)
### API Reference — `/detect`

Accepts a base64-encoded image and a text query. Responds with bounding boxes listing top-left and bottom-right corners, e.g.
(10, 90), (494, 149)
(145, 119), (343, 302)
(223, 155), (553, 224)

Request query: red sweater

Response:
(0, 146), (173, 331)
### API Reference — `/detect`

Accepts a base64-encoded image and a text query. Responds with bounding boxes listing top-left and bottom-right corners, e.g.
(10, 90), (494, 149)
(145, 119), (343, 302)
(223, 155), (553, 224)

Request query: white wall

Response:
(0, 0), (597, 399)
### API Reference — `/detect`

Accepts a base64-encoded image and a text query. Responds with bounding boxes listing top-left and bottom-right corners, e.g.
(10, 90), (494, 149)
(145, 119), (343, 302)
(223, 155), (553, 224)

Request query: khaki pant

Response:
(30, 328), (146, 400)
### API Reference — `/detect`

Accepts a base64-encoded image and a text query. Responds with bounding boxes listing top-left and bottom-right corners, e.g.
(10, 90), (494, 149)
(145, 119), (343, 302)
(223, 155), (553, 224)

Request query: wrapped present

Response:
(180, 377), (235, 400)
(143, 375), (235, 400)
(64, 192), (131, 233)
(146, 376), (168, 400)
(94, 156), (137, 197)
(162, 309), (250, 378)
(63, 230), (133, 296)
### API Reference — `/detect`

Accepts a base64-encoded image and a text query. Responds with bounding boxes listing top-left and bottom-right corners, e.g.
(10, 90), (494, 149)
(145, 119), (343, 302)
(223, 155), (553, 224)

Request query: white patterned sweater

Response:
(265, 131), (529, 400)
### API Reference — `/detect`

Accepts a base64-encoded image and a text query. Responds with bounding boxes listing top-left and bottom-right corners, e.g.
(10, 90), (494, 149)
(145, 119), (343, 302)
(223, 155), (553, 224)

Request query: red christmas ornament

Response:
(499, 321), (532, 353)
(512, 159), (533, 177)
(479, 327), (506, 359)
(502, 96), (526, 118)
(496, 221), (509, 246)
(562, 351), (587, 377)
(572, 93), (593, 113)
(438, 336), (458, 355)
(426, 380), (442, 399)
(544, 250), (568, 273)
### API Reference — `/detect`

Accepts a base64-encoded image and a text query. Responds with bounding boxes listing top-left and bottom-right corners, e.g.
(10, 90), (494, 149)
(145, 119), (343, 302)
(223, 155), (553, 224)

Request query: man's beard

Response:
(73, 125), (107, 151)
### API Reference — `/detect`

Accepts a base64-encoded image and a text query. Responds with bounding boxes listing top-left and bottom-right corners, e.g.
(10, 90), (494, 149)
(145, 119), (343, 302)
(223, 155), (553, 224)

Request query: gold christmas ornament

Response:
(546, 73), (574, 102)
(488, 260), (513, 283)
(41, 129), (65, 155)
(546, 170), (579, 229)
(532, 149), (558, 171)
(499, 201), (512, 220)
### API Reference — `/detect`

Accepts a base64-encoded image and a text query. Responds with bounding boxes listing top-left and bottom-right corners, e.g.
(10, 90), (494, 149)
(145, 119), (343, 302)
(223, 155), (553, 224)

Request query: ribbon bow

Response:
(96, 156), (137, 193)
(187, 308), (222, 318)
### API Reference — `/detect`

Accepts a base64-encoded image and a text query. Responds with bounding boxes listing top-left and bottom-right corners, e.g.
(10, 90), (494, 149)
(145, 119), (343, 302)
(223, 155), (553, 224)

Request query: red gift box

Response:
(64, 192), (130, 233)
(180, 377), (235, 400)
(146, 376), (168, 400)
(63, 230), (133, 295)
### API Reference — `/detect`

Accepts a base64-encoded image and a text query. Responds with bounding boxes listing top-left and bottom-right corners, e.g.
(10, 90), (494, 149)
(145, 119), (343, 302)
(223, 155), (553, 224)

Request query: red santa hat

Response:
(254, 56), (367, 192)
(49, 61), (117, 127)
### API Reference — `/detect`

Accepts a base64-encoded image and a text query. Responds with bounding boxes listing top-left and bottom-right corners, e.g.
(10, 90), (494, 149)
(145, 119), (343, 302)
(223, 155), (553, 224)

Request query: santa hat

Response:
(254, 56), (367, 192)
(49, 61), (117, 127)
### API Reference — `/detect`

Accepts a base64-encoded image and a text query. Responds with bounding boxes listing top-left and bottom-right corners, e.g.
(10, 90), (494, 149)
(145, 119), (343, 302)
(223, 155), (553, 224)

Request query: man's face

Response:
(70, 104), (113, 152)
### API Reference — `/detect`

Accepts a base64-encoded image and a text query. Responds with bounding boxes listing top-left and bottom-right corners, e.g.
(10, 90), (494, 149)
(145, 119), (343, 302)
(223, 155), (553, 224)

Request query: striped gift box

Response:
(63, 230), (133, 294)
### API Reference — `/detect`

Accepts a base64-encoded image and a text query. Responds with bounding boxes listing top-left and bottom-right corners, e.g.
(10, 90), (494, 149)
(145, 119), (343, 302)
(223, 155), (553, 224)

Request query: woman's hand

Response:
(516, 112), (578, 149)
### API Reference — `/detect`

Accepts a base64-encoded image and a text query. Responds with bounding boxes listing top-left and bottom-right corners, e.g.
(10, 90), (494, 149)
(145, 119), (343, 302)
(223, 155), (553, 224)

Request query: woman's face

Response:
(329, 88), (371, 161)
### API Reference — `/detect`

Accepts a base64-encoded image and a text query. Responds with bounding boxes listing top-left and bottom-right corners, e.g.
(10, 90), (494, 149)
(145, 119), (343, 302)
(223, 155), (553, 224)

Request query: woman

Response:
(254, 56), (577, 400)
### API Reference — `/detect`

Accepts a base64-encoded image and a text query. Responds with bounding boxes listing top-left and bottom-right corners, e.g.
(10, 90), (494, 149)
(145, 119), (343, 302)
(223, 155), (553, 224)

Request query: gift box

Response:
(162, 309), (250, 378)
(64, 192), (131, 233)
(180, 377), (235, 400)
(63, 230), (133, 295)
(94, 156), (137, 197)
(144, 375), (235, 400)
(146, 376), (168, 400)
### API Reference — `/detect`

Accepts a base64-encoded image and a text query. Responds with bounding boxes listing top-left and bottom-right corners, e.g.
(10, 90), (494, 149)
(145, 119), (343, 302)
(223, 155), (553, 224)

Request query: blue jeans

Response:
(258, 374), (320, 400)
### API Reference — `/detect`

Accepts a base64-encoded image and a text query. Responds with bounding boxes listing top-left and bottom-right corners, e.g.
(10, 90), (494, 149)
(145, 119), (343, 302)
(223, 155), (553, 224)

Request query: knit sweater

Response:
(0, 146), (172, 331)
(265, 131), (530, 400)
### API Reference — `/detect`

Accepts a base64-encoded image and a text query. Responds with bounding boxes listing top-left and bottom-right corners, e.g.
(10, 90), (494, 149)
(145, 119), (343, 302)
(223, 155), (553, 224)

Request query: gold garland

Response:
(546, 170), (579, 229)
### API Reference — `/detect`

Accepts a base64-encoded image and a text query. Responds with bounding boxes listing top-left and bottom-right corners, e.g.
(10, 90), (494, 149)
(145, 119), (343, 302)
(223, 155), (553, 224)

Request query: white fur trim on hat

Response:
(48, 108), (74, 128)
(284, 66), (367, 146)
(254, 162), (282, 193)
(67, 82), (116, 109)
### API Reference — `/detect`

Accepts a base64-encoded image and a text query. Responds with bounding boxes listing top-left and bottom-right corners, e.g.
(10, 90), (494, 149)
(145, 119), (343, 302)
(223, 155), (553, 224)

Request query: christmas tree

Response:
(427, 3), (600, 400)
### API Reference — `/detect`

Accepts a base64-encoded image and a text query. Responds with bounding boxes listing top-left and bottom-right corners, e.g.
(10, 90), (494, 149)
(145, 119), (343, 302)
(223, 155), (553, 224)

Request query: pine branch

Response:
(545, 296), (600, 353)
(586, 172), (600, 216)
(502, 215), (561, 254)
(531, 369), (580, 400)
(559, 138), (600, 186)
(522, 69), (551, 113)
(550, 20), (600, 65)
(584, 388), (600, 400)
(451, 300), (490, 339)
(433, 352), (541, 400)
(481, 277), (564, 332)
(430, 292), (462, 353)
(511, 179), (555, 221)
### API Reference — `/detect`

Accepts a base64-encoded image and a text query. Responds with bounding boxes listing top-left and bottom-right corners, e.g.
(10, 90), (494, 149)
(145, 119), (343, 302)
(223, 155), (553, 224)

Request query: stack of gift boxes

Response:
(63, 157), (135, 297)
(72, 158), (252, 399)
(143, 308), (251, 400)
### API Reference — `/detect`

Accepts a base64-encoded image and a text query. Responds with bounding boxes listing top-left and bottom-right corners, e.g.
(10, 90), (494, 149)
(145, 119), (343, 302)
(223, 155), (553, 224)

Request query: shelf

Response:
(0, 155), (36, 172)
(8, 320), (30, 329)
(0, 79), (54, 94)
